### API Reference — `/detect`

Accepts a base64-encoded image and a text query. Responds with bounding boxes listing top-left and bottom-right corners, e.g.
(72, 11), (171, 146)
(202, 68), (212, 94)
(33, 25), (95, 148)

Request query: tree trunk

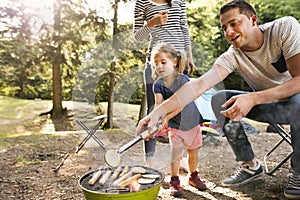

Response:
(52, 56), (63, 119)
(105, 0), (119, 128)
(106, 70), (115, 128)
(52, 0), (63, 119)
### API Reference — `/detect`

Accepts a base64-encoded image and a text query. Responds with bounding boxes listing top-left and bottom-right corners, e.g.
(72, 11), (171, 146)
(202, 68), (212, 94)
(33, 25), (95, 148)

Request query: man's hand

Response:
(220, 93), (255, 121)
(136, 109), (166, 139)
(136, 116), (150, 136)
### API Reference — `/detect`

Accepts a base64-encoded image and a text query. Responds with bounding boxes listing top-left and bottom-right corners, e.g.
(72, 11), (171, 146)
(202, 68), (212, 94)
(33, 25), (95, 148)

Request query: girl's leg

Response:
(187, 148), (198, 173)
(169, 147), (183, 196)
(170, 147), (182, 176)
(187, 148), (207, 190)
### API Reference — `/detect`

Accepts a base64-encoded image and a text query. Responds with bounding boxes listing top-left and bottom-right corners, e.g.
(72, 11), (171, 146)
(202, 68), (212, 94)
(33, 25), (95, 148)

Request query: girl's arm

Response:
(154, 93), (167, 126)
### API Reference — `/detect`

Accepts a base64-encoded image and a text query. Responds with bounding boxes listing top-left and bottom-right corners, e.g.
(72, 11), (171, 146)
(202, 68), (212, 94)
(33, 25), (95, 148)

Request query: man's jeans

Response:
(211, 90), (300, 174)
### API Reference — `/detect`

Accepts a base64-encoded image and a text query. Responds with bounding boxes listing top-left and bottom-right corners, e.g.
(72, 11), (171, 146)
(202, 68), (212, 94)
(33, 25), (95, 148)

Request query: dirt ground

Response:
(0, 109), (293, 200)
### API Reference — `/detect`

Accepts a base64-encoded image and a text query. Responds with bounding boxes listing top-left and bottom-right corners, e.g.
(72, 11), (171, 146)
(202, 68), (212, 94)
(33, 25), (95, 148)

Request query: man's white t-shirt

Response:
(214, 16), (300, 91)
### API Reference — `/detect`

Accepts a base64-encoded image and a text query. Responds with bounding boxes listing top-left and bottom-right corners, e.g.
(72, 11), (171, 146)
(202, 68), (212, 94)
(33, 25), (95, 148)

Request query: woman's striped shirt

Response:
(133, 0), (191, 53)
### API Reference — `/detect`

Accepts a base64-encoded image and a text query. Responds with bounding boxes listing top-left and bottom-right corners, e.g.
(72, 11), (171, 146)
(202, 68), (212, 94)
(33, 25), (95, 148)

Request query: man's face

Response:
(220, 8), (255, 51)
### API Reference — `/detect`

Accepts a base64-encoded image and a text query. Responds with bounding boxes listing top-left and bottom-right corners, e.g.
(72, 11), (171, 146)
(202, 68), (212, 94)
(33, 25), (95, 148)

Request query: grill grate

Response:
(79, 165), (164, 194)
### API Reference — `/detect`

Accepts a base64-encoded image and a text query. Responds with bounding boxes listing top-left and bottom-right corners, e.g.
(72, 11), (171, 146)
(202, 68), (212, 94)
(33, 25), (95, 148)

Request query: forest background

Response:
(0, 0), (300, 127)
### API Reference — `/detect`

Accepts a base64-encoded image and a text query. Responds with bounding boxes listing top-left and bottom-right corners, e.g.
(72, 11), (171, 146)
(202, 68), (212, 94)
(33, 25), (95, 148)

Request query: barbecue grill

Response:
(79, 165), (164, 200)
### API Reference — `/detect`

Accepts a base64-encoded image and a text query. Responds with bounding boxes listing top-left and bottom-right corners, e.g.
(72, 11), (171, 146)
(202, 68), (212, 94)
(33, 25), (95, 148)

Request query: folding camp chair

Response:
(54, 115), (107, 173)
(263, 124), (292, 175)
(75, 115), (107, 153)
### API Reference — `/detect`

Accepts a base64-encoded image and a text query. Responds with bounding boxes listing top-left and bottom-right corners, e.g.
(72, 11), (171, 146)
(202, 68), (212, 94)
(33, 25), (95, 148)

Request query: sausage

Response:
(118, 174), (142, 188)
(119, 165), (129, 177)
(112, 171), (132, 186)
(111, 165), (122, 180)
(88, 169), (102, 185)
(99, 170), (112, 185)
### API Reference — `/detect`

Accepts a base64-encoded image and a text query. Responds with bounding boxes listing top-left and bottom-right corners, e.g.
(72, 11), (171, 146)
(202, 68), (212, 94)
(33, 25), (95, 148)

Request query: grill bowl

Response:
(78, 165), (164, 200)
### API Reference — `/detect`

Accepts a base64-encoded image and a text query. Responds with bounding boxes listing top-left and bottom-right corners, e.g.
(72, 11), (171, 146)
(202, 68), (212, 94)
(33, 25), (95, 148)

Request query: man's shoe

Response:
(170, 176), (182, 197)
(188, 171), (207, 190)
(284, 170), (300, 199)
(221, 163), (263, 187)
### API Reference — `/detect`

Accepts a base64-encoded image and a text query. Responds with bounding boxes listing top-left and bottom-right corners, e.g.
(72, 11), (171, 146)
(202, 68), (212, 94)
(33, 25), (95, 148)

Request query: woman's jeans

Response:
(211, 90), (300, 174)
(143, 61), (156, 158)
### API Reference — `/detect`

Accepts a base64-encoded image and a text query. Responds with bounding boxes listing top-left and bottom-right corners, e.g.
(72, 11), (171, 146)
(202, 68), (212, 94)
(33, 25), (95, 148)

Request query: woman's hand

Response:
(185, 46), (195, 76)
(147, 10), (169, 29)
(187, 57), (195, 76)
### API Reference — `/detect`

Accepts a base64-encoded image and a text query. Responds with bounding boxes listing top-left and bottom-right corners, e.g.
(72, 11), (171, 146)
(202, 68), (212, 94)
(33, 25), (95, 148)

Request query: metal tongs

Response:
(104, 115), (166, 167)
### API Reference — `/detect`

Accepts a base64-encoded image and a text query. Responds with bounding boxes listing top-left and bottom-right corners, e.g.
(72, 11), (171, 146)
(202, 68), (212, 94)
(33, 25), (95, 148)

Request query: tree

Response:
(39, 0), (107, 118)
(72, 0), (146, 128)
(0, 1), (49, 98)
(51, 0), (64, 118)
(104, 0), (139, 128)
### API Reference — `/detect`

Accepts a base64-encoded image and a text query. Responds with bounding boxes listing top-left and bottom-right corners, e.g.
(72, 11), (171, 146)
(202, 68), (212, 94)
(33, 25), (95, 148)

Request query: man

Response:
(136, 0), (300, 199)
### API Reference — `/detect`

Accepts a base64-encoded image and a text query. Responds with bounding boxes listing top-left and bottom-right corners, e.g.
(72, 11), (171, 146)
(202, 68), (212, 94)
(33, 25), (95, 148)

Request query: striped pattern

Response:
(133, 0), (191, 52)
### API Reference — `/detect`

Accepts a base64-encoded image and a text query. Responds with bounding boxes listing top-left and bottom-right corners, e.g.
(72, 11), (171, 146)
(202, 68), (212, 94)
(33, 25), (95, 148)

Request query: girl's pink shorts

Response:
(168, 125), (202, 149)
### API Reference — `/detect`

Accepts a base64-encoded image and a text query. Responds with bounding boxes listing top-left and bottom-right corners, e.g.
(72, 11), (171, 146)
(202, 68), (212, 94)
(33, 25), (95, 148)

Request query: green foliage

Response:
(39, 0), (108, 101)
(0, 0), (109, 101)
(252, 0), (300, 23)
(0, 3), (51, 98)
(0, 0), (299, 100)
(73, 27), (147, 105)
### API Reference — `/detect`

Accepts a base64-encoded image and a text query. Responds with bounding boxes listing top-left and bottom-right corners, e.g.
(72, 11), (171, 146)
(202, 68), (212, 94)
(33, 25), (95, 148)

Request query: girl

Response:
(133, 0), (195, 167)
(151, 42), (206, 196)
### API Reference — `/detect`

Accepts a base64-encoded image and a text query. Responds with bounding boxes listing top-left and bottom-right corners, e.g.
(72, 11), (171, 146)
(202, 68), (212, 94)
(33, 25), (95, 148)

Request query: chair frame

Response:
(54, 115), (106, 173)
(75, 116), (106, 153)
(263, 124), (292, 175)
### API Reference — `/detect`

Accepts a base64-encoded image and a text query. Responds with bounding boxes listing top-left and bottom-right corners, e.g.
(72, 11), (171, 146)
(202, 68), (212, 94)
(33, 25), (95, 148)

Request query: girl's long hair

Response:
(151, 42), (185, 80)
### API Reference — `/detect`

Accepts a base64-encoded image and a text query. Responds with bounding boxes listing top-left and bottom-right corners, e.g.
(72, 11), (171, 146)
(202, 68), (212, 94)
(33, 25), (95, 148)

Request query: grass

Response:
(0, 95), (268, 140)
(0, 95), (141, 138)
(0, 96), (51, 120)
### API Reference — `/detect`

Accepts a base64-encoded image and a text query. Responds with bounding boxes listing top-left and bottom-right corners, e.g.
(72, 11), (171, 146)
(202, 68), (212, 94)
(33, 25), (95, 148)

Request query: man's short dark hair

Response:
(220, 0), (257, 19)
